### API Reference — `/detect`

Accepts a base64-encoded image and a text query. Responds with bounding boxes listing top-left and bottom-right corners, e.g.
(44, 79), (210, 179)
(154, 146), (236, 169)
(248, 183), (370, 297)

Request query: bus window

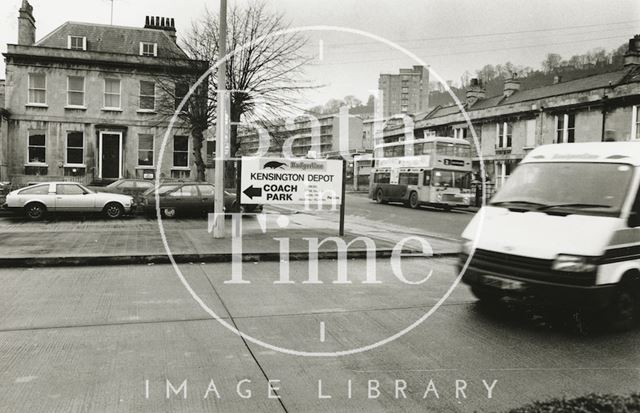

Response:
(422, 142), (434, 154)
(423, 171), (431, 186)
(399, 172), (419, 186)
(455, 144), (471, 158)
(393, 145), (405, 157)
(432, 170), (454, 187)
(374, 172), (390, 184)
(436, 142), (455, 156)
(414, 143), (423, 154)
(455, 171), (472, 190)
(383, 147), (395, 157)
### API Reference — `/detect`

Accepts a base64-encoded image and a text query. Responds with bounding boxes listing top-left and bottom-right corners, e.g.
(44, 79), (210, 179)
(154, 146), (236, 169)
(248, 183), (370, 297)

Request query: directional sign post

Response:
(240, 157), (346, 235)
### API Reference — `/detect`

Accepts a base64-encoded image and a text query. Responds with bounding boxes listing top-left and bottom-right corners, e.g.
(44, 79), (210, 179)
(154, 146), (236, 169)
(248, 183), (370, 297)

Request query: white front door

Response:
(99, 131), (123, 179)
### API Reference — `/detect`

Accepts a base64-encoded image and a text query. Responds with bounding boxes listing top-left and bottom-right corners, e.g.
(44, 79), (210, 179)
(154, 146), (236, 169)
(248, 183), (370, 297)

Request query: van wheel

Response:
(407, 191), (419, 209)
(471, 286), (502, 306)
(161, 207), (177, 219)
(605, 281), (639, 331)
(375, 189), (387, 204)
(24, 203), (46, 221)
(104, 202), (124, 219)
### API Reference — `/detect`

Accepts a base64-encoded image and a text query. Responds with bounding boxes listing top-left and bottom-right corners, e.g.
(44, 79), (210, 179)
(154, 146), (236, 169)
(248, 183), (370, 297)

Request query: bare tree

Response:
(181, 0), (314, 183)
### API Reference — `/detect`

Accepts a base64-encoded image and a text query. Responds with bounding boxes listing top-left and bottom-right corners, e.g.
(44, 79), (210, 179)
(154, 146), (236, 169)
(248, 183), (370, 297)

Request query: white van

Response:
(459, 142), (640, 330)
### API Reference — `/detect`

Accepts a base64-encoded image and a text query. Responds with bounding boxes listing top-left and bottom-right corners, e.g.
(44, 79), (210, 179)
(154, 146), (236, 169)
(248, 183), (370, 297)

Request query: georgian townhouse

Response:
(379, 34), (640, 189)
(2, 1), (208, 185)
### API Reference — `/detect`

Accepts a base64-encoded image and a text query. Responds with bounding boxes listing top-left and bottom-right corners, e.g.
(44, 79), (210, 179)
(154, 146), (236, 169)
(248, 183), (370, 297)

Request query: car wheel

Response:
(161, 207), (177, 219)
(104, 202), (124, 219)
(24, 202), (46, 221)
(375, 189), (386, 204)
(605, 281), (639, 331)
(408, 191), (419, 209)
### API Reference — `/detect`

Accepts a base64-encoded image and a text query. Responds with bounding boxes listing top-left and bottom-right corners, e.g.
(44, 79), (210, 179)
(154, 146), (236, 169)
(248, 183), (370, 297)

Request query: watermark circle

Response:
(155, 25), (488, 357)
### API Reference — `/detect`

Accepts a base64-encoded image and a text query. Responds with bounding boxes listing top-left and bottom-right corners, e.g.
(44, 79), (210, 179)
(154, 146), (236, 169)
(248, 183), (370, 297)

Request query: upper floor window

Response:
(104, 78), (121, 109)
(68, 36), (86, 51)
(139, 81), (155, 111)
(556, 114), (575, 143)
(140, 42), (157, 57)
(175, 82), (190, 111)
(67, 76), (85, 107)
(632, 105), (640, 140)
(28, 73), (46, 105)
(496, 122), (512, 148)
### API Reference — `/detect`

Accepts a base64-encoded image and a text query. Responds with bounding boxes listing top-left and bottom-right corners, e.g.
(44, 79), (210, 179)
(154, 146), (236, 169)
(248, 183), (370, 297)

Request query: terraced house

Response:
(1, 1), (207, 185)
(381, 34), (640, 189)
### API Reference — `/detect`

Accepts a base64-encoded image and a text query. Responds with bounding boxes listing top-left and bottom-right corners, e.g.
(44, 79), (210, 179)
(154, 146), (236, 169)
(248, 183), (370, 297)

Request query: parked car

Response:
(93, 179), (156, 205)
(141, 182), (262, 218)
(4, 182), (135, 220)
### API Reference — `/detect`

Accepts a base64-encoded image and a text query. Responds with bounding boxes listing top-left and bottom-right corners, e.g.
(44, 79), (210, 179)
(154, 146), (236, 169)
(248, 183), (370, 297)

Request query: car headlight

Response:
(552, 254), (596, 272)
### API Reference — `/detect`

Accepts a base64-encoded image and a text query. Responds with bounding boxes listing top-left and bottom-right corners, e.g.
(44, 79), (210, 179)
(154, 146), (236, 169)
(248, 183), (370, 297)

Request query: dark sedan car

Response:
(141, 182), (261, 218)
(93, 179), (156, 205)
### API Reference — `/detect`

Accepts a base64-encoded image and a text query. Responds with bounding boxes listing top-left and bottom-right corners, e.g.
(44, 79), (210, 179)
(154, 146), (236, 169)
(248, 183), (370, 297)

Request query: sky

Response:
(1, 0), (640, 106)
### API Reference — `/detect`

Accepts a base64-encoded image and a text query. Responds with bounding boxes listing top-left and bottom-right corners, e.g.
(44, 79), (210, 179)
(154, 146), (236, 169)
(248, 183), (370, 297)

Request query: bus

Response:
(369, 136), (473, 209)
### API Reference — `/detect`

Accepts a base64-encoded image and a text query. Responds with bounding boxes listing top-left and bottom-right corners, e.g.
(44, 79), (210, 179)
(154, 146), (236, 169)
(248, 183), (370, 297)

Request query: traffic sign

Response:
(240, 157), (344, 205)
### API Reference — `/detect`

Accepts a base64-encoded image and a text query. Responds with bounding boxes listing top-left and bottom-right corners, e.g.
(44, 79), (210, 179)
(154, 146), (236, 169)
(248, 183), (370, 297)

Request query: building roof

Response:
(35, 21), (188, 59)
(524, 141), (640, 166)
(421, 66), (640, 122)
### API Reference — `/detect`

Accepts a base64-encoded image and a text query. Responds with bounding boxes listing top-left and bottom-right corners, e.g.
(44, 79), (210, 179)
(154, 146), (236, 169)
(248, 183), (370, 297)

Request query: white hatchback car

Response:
(5, 182), (135, 220)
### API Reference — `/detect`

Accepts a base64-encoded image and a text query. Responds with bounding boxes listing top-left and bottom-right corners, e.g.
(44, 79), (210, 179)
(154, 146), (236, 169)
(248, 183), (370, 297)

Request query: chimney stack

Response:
(144, 15), (177, 43)
(503, 74), (520, 98)
(18, 0), (36, 46)
(624, 34), (640, 67)
(553, 75), (562, 84)
(466, 78), (486, 107)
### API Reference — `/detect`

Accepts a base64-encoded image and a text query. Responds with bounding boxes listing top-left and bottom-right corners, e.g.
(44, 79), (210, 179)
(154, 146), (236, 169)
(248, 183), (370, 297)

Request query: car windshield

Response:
(490, 162), (634, 217)
(144, 184), (179, 196)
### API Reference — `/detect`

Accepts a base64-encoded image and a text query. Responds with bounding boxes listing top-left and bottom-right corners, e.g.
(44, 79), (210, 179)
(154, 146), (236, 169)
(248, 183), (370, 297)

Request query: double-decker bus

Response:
(369, 136), (473, 209)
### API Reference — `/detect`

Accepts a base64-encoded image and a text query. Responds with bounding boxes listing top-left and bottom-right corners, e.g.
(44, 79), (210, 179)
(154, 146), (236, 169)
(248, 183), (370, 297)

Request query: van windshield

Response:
(490, 162), (633, 217)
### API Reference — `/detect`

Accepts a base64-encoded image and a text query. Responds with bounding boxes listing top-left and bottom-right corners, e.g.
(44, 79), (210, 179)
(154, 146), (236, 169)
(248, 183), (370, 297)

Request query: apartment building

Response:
(378, 65), (430, 117)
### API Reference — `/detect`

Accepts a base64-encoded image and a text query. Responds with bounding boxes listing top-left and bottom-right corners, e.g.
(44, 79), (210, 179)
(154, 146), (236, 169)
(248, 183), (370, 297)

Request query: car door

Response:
(166, 185), (200, 213)
(197, 184), (215, 212)
(55, 183), (95, 212)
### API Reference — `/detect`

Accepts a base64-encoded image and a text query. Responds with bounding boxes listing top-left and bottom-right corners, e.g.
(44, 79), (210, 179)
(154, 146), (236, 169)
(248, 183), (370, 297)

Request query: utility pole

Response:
(213, 0), (228, 238)
(109, 0), (114, 25)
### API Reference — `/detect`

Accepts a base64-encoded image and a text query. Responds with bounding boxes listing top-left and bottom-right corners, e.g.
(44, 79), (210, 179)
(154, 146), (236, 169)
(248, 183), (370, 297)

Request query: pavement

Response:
(1, 259), (638, 412)
(0, 203), (462, 267)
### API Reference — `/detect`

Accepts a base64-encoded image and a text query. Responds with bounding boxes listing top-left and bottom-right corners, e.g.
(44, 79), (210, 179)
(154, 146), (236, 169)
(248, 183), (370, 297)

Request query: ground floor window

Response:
(66, 131), (84, 165)
(138, 134), (154, 166)
(28, 130), (46, 164)
(173, 135), (189, 167)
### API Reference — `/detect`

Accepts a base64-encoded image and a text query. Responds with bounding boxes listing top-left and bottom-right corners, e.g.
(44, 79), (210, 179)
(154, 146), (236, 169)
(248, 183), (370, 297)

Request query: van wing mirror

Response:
(628, 211), (640, 228)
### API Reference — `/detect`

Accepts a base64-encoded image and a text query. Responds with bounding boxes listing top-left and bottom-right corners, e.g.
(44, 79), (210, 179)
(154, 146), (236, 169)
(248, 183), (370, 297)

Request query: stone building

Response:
(378, 65), (430, 117)
(2, 1), (207, 185)
(391, 34), (640, 187)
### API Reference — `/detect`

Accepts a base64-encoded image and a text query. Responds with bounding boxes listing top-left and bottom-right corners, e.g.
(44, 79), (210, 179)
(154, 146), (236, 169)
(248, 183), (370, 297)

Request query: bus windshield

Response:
(432, 170), (471, 189)
(436, 142), (471, 157)
(490, 162), (633, 216)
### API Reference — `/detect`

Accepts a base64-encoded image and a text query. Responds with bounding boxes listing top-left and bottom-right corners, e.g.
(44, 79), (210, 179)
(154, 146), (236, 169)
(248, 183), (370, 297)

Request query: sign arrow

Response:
(243, 185), (262, 200)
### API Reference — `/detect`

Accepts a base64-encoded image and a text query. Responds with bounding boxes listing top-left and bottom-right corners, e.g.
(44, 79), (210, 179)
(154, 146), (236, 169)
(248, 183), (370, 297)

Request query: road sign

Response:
(240, 157), (344, 205)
